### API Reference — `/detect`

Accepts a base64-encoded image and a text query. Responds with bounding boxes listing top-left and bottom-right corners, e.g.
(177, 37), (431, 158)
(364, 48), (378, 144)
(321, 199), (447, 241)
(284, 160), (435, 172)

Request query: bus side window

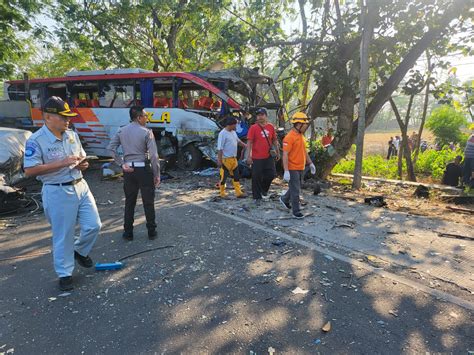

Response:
(99, 80), (134, 108)
(29, 84), (43, 108)
(70, 82), (99, 108)
(153, 78), (173, 108)
(7, 83), (26, 101)
(46, 83), (67, 102)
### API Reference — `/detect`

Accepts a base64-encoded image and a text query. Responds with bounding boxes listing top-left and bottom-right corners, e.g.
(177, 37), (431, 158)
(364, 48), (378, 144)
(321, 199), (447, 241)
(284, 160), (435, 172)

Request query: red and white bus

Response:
(4, 68), (282, 169)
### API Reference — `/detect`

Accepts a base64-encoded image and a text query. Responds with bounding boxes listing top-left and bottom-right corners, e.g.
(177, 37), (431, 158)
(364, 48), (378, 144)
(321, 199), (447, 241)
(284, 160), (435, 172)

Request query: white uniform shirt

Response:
(217, 129), (239, 158)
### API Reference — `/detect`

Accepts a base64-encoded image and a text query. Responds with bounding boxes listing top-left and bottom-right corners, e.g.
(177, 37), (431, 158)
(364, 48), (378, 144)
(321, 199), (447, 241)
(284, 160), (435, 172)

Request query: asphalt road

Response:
(0, 170), (473, 354)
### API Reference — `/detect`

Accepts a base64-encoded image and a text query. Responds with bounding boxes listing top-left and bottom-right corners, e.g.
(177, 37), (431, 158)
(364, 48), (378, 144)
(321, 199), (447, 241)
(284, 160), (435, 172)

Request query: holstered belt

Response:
(46, 178), (83, 186)
(126, 162), (146, 167)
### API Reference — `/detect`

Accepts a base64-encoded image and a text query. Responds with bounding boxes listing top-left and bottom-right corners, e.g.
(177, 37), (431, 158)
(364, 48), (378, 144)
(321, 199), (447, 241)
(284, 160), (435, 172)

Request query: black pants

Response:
(123, 167), (156, 233)
(251, 157), (276, 200)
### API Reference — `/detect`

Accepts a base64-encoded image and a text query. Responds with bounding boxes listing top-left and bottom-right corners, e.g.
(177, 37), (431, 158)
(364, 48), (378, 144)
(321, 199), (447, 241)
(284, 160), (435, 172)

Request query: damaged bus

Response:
(3, 68), (283, 170)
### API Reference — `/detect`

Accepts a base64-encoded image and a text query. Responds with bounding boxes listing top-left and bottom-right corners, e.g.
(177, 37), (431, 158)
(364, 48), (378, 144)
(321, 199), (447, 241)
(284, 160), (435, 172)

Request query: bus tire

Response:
(177, 144), (202, 171)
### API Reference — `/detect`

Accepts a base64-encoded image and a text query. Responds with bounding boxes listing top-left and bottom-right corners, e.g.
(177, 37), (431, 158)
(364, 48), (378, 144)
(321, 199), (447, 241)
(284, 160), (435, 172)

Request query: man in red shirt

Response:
(246, 108), (280, 204)
(321, 128), (333, 147)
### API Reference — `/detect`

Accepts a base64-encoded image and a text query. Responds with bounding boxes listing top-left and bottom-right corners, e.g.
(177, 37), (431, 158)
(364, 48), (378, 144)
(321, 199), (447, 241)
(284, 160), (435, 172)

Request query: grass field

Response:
(363, 130), (434, 156)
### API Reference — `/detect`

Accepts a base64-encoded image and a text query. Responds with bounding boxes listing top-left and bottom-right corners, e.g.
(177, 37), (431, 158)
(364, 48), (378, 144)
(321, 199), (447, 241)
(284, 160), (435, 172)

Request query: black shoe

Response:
(59, 276), (73, 291)
(148, 230), (157, 240)
(74, 251), (93, 268)
(279, 196), (291, 210)
(122, 232), (134, 241)
(293, 212), (304, 219)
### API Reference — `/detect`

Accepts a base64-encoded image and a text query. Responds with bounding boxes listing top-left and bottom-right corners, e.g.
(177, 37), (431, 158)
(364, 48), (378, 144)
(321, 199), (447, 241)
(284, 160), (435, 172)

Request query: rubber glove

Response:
(283, 171), (291, 182)
(310, 163), (316, 175)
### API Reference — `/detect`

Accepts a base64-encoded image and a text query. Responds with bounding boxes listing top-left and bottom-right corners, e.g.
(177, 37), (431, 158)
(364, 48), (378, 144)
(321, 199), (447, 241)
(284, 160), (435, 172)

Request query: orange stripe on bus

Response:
(76, 108), (100, 122)
(31, 108), (42, 120)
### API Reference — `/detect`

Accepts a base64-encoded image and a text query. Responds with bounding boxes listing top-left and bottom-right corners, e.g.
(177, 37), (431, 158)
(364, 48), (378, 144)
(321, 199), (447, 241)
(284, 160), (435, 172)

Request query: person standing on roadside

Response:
(279, 112), (316, 219)
(246, 108), (280, 205)
(23, 96), (102, 291)
(217, 116), (248, 198)
(387, 136), (394, 159)
(108, 106), (160, 241)
(463, 132), (474, 188)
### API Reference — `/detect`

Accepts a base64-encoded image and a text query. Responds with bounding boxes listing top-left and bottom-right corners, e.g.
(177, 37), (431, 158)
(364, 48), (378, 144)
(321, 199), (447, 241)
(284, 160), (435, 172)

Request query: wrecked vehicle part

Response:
(0, 127), (32, 185)
(192, 68), (283, 125)
(3, 68), (283, 170)
(0, 184), (31, 215)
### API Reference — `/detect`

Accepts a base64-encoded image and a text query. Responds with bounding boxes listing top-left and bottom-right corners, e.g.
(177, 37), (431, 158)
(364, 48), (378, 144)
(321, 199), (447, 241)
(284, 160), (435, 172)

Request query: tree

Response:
(266, 0), (473, 179)
(0, 0), (47, 78)
(426, 105), (468, 147)
(52, 0), (289, 73)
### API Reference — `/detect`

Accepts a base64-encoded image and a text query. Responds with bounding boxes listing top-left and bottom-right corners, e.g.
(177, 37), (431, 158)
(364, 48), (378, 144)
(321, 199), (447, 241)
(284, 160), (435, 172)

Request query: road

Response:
(0, 168), (473, 354)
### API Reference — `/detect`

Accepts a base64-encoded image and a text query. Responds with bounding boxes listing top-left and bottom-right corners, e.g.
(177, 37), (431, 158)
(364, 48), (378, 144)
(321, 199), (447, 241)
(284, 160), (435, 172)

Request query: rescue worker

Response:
(246, 108), (280, 204)
(108, 106), (160, 241)
(23, 96), (102, 291)
(279, 112), (316, 219)
(217, 116), (247, 198)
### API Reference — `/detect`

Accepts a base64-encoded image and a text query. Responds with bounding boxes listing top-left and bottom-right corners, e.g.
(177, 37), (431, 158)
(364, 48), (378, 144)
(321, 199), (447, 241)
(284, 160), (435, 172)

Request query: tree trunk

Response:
(389, 97), (416, 182)
(398, 143), (404, 180)
(353, 1), (374, 189)
(413, 51), (432, 164)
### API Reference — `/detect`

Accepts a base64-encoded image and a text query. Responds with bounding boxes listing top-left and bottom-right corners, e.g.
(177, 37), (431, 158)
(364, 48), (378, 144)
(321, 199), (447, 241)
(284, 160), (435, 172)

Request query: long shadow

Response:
(0, 170), (472, 353)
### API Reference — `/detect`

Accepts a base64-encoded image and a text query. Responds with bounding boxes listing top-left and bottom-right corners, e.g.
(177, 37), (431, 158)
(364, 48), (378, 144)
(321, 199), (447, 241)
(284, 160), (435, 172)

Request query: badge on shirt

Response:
(25, 141), (38, 157)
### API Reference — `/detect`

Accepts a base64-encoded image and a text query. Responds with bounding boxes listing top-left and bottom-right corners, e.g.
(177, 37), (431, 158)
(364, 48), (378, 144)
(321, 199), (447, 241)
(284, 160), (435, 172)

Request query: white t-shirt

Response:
(217, 129), (239, 158)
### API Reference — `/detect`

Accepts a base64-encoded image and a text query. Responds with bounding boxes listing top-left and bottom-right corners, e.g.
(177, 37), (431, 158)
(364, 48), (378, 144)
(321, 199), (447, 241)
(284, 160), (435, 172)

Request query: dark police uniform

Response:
(108, 122), (160, 239)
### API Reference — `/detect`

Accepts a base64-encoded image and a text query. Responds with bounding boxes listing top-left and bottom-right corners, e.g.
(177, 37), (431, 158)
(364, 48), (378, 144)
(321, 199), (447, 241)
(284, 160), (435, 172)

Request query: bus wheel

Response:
(177, 144), (202, 171)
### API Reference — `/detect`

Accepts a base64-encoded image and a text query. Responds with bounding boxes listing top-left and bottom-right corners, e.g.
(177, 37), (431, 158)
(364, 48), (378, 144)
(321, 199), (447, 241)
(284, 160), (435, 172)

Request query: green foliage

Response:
(426, 105), (468, 147)
(308, 140), (331, 178)
(333, 155), (401, 180)
(414, 147), (461, 179)
(333, 148), (462, 181)
(0, 0), (47, 78)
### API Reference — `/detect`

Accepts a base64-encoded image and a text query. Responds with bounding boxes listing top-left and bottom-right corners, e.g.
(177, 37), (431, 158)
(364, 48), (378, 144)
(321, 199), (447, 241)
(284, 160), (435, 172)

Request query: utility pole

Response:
(353, 1), (373, 189)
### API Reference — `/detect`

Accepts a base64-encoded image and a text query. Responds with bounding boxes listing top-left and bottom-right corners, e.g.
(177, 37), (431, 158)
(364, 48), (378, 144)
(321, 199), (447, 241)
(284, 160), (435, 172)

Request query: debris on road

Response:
(322, 321), (332, 332)
(193, 168), (219, 177)
(413, 185), (430, 199)
(292, 287), (309, 295)
(388, 310), (399, 317)
(437, 232), (474, 241)
(364, 196), (387, 207)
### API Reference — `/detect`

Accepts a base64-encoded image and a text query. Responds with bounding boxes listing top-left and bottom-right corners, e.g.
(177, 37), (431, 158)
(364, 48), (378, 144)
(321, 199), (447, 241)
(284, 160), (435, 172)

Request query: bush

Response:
(415, 147), (461, 179)
(333, 155), (402, 179)
(332, 148), (461, 181)
(426, 105), (468, 147)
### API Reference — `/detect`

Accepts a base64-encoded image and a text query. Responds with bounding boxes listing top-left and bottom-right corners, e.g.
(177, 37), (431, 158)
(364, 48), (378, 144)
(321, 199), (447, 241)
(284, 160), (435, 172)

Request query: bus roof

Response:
(6, 70), (241, 109)
(8, 71), (213, 85)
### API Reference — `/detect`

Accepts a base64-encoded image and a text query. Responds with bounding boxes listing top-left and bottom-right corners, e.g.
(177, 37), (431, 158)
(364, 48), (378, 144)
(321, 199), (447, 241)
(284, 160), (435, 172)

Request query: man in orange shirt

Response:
(279, 112), (316, 219)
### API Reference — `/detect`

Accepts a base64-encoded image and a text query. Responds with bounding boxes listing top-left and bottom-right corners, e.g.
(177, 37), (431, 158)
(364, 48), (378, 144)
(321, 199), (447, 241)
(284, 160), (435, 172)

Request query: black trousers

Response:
(251, 157), (276, 200)
(123, 167), (156, 233)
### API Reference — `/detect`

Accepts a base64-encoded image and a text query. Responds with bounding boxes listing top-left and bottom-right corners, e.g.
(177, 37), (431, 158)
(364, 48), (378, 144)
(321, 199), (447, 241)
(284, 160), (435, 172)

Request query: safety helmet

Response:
(291, 112), (309, 124)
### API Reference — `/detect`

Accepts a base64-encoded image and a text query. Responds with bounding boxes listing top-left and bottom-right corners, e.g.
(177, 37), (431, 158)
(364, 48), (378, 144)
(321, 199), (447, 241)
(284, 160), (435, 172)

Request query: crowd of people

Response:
(23, 96), (319, 291)
(385, 129), (474, 188)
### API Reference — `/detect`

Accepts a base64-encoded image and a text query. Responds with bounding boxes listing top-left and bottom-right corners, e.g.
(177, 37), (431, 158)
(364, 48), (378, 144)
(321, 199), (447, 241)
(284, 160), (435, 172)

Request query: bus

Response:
(3, 68), (283, 170)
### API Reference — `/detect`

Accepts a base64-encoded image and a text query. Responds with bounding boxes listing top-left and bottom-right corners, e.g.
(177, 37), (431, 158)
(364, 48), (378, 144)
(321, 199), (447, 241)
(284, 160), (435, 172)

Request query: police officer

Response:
(108, 105), (160, 241)
(23, 96), (102, 291)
